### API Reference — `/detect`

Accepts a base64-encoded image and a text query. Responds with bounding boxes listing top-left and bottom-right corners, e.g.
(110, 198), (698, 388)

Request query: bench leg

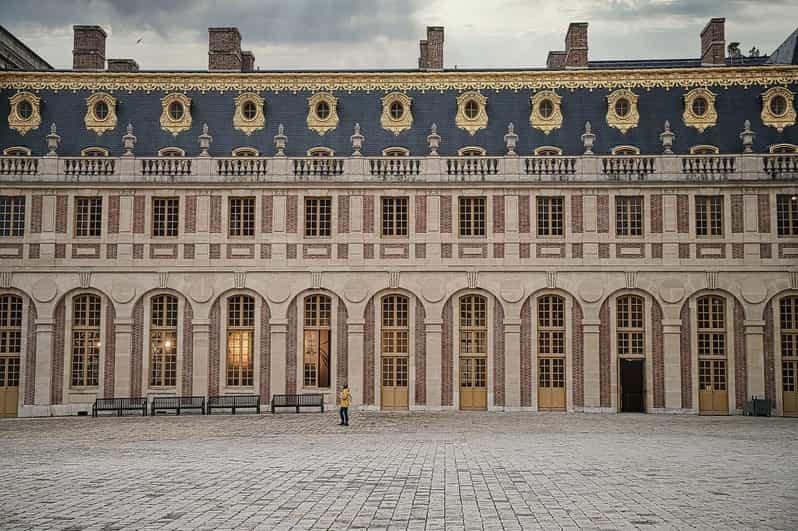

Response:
(232, 406), (236, 415)
(177, 407), (181, 416)
(256, 404), (260, 414)
(271, 405), (275, 414)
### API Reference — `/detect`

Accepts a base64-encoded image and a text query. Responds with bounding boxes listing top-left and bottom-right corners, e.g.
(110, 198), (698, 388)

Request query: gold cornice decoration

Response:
(306, 92), (339, 135)
(233, 92), (265, 135)
(530, 90), (563, 135)
(3, 66), (796, 93)
(84, 92), (117, 135)
(159, 92), (192, 136)
(456, 91), (488, 135)
(682, 88), (717, 133)
(380, 92), (413, 135)
(606, 89), (639, 133)
(8, 91), (41, 136)
(761, 86), (796, 133)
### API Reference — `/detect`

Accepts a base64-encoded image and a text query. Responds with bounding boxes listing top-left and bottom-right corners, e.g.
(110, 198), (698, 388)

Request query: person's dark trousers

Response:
(339, 407), (349, 426)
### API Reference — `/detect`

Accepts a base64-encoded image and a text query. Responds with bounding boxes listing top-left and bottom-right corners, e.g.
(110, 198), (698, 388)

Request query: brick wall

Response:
(564, 22), (588, 68)
(23, 302), (37, 405)
(415, 301), (426, 406)
(210, 195), (222, 233)
(286, 196), (298, 234)
(259, 298), (271, 404)
(493, 196), (505, 234)
(571, 195), (583, 233)
(731, 195), (743, 233)
(184, 196), (197, 234)
(286, 298), (297, 394)
(133, 196), (145, 233)
(30, 196), (42, 233)
(652, 299), (664, 408)
(55, 195), (68, 233)
(182, 300), (194, 396)
(415, 196), (427, 233)
(108, 195), (120, 234)
(680, 302), (692, 409)
(700, 18), (725, 65)
(677, 194), (689, 233)
(440, 196), (452, 234)
(493, 299), (505, 407)
(441, 298), (453, 407)
(599, 300), (611, 408)
(758, 194), (771, 233)
(520, 299), (532, 407)
(50, 299), (65, 404)
(763, 300), (775, 403)
(261, 195), (273, 233)
(572, 300), (584, 408)
(130, 299), (144, 397)
(650, 195), (663, 233)
(103, 302), (116, 398)
(362, 195), (374, 233)
(363, 298), (375, 405)
(519, 195), (530, 233)
(734, 298), (747, 409)
(338, 195), (350, 234)
(336, 299), (348, 405)
(208, 300), (220, 396)
(597, 195), (609, 233)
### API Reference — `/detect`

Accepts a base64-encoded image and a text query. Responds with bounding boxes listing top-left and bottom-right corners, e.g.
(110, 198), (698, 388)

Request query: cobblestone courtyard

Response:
(0, 412), (796, 530)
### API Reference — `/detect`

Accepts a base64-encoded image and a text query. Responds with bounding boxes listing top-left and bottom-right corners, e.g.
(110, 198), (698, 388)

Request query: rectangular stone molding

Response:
(503, 319), (521, 408)
(662, 318), (683, 410)
(33, 319), (54, 406)
(744, 321), (766, 399)
(267, 320), (287, 400)
(347, 321), (365, 407)
(112, 319), (133, 397)
(582, 319), (601, 409)
(192, 320), (211, 398)
(425, 320), (443, 409)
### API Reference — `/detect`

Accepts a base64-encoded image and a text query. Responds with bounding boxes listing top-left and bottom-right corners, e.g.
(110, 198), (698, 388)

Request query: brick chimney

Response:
(701, 18), (726, 66)
(208, 27), (242, 71)
(419, 26), (444, 70)
(73, 25), (106, 70)
(107, 59), (139, 72)
(546, 50), (566, 69)
(564, 22), (588, 68)
(241, 51), (255, 72)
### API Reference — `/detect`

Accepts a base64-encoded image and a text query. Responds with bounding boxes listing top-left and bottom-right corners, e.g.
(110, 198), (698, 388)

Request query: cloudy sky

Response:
(4, 0), (798, 70)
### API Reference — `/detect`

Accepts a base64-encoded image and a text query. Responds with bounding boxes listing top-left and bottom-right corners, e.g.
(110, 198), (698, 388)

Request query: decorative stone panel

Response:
(209, 244), (221, 260)
(677, 195), (689, 233)
(108, 196), (120, 234)
(572, 243), (583, 258)
(303, 244), (331, 259)
(537, 243), (565, 258)
(133, 196), (145, 234)
(571, 195), (583, 234)
(519, 243), (530, 259)
(598, 243), (610, 259)
(55, 195), (68, 233)
(150, 244), (178, 259)
(459, 243), (487, 258)
(227, 243), (255, 259)
(0, 244), (23, 259)
(183, 244), (195, 259)
(696, 243), (726, 259)
(650, 195), (663, 233)
(54, 244), (66, 259)
(260, 244), (271, 259)
(30, 196), (42, 233)
(678, 243), (690, 259)
(261, 195), (273, 234)
(338, 196), (349, 234)
(415, 302), (427, 406)
(364, 243), (375, 259)
(680, 302), (692, 409)
(337, 243), (348, 259)
(599, 301), (611, 408)
(651, 243), (663, 259)
(596, 196), (609, 233)
(415, 196), (426, 233)
(286, 196), (298, 233)
(519, 195), (530, 233)
(760, 243), (772, 259)
(732, 243), (744, 259)
(414, 243), (426, 259)
(28, 244), (40, 259)
(380, 243), (409, 259)
(210, 196), (222, 233)
(615, 243), (645, 259)
(758, 194), (771, 233)
(184, 196), (197, 234)
(493, 195), (504, 233)
(439, 196), (452, 234)
(441, 298), (453, 407)
(72, 244), (100, 259)
(731, 195), (744, 233)
(493, 243), (504, 258)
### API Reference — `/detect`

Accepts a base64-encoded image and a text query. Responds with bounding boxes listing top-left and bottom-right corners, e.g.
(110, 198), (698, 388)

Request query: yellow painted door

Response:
(0, 357), (20, 417)
(460, 357), (487, 410)
(783, 360), (798, 417)
(699, 359), (728, 415)
(538, 358), (566, 411)
(381, 357), (409, 410)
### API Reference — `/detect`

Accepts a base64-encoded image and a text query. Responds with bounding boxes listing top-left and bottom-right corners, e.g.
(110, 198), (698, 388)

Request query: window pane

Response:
(0, 197), (25, 237)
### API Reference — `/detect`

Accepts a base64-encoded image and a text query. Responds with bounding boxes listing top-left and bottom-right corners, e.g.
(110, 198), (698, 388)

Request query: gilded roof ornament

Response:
(530, 90), (563, 135)
(84, 92), (118, 136)
(8, 91), (41, 136)
(682, 88), (717, 133)
(606, 89), (639, 134)
(380, 92), (413, 135)
(760, 86), (796, 133)
(455, 91), (488, 135)
(233, 92), (265, 135)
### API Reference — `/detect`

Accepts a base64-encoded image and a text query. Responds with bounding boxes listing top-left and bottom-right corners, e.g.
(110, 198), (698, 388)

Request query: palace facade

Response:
(1, 20), (797, 417)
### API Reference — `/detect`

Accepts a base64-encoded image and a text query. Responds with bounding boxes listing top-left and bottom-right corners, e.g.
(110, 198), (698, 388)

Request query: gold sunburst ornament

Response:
(760, 86), (796, 133)
(159, 93), (192, 136)
(233, 92), (265, 135)
(606, 89), (639, 133)
(8, 91), (41, 136)
(530, 90), (563, 135)
(682, 88), (717, 133)
(84, 92), (118, 135)
(380, 92), (413, 135)
(455, 91), (487, 135)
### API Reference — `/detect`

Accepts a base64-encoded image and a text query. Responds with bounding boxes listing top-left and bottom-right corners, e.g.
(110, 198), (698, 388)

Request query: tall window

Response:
(617, 295), (644, 357)
(459, 295), (487, 398)
(152, 198), (179, 237)
(537, 196), (564, 237)
(538, 295), (565, 391)
(0, 295), (23, 392)
(227, 295), (254, 387)
(696, 196), (723, 237)
(616, 196), (643, 236)
(781, 297), (798, 394)
(305, 198), (331, 237)
(0, 197), (25, 237)
(229, 197), (255, 237)
(304, 295), (331, 388)
(777, 195), (798, 236)
(697, 295), (727, 394)
(71, 294), (101, 387)
(459, 197), (486, 237)
(382, 197), (408, 237)
(381, 295), (409, 392)
(150, 295), (178, 387)
(75, 197), (102, 237)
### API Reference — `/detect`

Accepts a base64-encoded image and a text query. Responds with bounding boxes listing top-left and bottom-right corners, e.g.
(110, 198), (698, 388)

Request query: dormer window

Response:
(243, 101), (257, 120)
(614, 98), (630, 118)
(315, 101), (331, 120)
(458, 146), (486, 157)
(17, 100), (33, 119)
(383, 147), (410, 157)
(307, 147), (335, 157)
(158, 147), (186, 157)
(611, 145), (640, 156)
(232, 147), (259, 157)
(691, 97), (708, 117)
(769, 143), (798, 154)
(534, 146), (563, 156)
(2, 147), (31, 156)
(464, 99), (479, 119)
(690, 145), (720, 155)
(169, 101), (184, 121)
(81, 147), (109, 157)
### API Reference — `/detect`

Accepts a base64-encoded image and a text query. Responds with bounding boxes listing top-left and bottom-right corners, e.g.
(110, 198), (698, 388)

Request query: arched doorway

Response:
(459, 294), (487, 410)
(537, 294), (566, 411)
(780, 296), (798, 416)
(381, 294), (409, 410)
(617, 294), (646, 413)
(0, 294), (22, 416)
(697, 295), (729, 415)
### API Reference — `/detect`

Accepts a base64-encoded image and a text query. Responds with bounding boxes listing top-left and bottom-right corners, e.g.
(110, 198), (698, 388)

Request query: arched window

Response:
(459, 294), (487, 410)
(611, 145), (640, 156)
(232, 147), (259, 157)
(150, 294), (178, 388)
(307, 147), (334, 157)
(227, 295), (254, 387)
(2, 147), (31, 156)
(690, 145), (720, 155)
(538, 295), (565, 410)
(0, 295), (23, 404)
(457, 146), (486, 156)
(381, 295), (409, 409)
(304, 294), (331, 388)
(697, 295), (728, 413)
(534, 146), (563, 156)
(382, 147), (410, 157)
(780, 297), (798, 416)
(769, 143), (798, 154)
(617, 295), (644, 357)
(158, 147), (185, 157)
(80, 147), (109, 157)
(71, 294), (101, 387)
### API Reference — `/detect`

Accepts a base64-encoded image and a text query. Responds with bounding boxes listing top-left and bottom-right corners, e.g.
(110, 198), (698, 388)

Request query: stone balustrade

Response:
(0, 153), (796, 183)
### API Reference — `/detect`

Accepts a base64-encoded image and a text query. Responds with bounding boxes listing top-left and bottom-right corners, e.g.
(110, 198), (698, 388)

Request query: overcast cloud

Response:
(3, 0), (797, 70)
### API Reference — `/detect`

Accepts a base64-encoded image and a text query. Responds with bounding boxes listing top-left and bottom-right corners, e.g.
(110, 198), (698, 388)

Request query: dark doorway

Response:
(620, 359), (645, 413)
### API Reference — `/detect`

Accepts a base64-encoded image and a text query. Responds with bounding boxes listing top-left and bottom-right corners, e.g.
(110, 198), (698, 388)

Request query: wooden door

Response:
(381, 357), (409, 410)
(538, 357), (565, 411)
(783, 360), (798, 417)
(459, 357), (487, 410)
(0, 357), (19, 417)
(619, 358), (645, 413)
(699, 359), (728, 415)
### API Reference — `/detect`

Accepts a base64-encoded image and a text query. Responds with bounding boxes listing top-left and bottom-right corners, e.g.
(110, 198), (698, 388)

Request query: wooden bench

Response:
(743, 396), (773, 417)
(151, 396), (205, 415)
(207, 394), (261, 415)
(270, 393), (325, 413)
(92, 397), (147, 417)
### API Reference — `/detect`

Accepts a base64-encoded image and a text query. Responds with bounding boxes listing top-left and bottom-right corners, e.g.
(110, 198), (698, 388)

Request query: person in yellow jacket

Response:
(339, 384), (351, 426)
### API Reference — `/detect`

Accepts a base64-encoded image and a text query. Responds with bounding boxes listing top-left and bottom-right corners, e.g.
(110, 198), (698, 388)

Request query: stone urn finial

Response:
(122, 123), (137, 157)
(740, 119), (755, 153)
(274, 123), (287, 157)
(427, 123), (441, 156)
(581, 121), (595, 155)
(350, 122), (364, 157)
(504, 122), (518, 156)
(660, 120), (675, 155)
(46, 123), (60, 157)
(198, 123), (213, 157)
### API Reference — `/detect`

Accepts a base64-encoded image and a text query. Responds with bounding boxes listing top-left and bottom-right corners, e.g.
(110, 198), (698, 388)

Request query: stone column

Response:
(347, 320), (365, 407)
(662, 318), (683, 409)
(33, 318), (54, 407)
(195, 195), (210, 261)
(582, 195), (598, 259)
(582, 318), (601, 410)
(112, 319), (133, 397)
(425, 319), (443, 409)
(744, 320), (766, 399)
(503, 318), (521, 409)
(192, 319), (210, 396)
(269, 319), (288, 399)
